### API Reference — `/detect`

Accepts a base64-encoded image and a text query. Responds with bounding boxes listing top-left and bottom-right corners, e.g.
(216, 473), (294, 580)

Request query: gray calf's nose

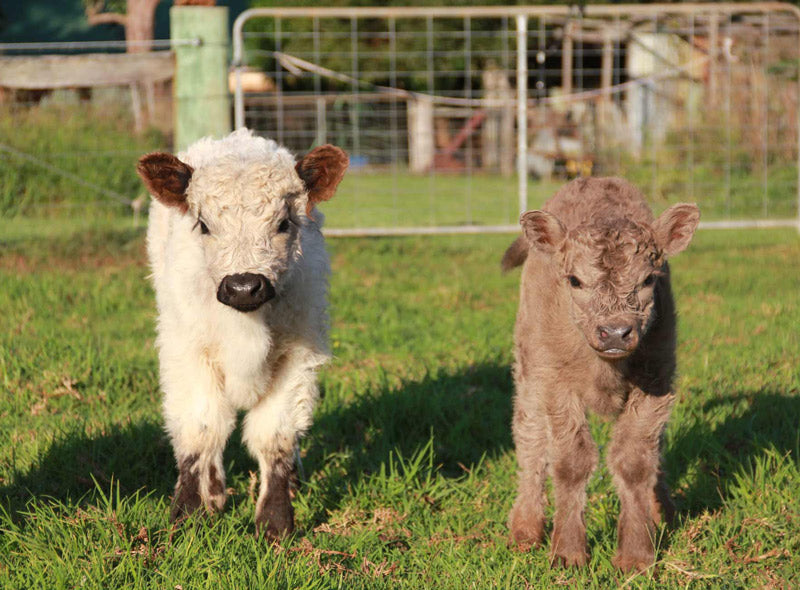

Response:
(597, 324), (635, 352)
(217, 273), (275, 311)
(598, 325), (633, 342)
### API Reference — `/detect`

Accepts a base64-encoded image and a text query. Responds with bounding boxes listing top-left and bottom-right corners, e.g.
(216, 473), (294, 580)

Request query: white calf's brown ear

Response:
(653, 203), (700, 256)
(520, 210), (566, 253)
(295, 145), (349, 215)
(137, 152), (193, 213)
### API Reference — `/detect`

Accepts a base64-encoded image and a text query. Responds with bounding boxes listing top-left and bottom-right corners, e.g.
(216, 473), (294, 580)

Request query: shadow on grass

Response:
(666, 391), (800, 517)
(311, 363), (514, 474)
(1, 363), (514, 525)
(1, 419), (175, 520)
(5, 370), (794, 532)
(234, 362), (515, 524)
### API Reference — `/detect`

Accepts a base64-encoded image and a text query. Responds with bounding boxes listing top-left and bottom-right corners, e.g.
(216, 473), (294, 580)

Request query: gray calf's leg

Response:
(548, 403), (598, 567)
(607, 390), (675, 571)
(508, 401), (549, 549)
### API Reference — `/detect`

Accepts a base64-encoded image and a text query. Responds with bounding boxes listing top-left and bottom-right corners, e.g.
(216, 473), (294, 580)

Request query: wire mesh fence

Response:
(2, 4), (799, 234)
(233, 4), (800, 234)
(0, 39), (176, 221)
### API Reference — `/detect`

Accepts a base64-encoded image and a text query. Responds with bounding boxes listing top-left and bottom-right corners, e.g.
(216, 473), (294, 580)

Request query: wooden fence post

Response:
(171, 5), (231, 152)
(561, 21), (573, 97)
(482, 63), (513, 176)
(408, 96), (434, 173)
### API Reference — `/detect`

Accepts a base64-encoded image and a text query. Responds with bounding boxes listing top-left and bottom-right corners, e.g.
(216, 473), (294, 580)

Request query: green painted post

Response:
(171, 6), (231, 152)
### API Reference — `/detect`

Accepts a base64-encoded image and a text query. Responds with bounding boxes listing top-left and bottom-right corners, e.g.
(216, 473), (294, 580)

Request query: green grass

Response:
(1, 219), (799, 588)
(323, 172), (560, 229)
(0, 104), (166, 217)
(3, 101), (799, 226)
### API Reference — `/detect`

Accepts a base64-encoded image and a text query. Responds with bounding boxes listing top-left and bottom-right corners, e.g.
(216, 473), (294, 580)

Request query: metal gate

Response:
(232, 3), (800, 236)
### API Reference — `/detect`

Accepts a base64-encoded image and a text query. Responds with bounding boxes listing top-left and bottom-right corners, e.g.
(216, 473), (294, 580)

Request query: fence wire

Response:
(0, 40), (181, 219)
(2, 5), (800, 234)
(233, 4), (800, 234)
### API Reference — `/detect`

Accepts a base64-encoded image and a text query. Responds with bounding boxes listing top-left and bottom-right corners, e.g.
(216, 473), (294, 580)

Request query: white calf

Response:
(137, 129), (348, 537)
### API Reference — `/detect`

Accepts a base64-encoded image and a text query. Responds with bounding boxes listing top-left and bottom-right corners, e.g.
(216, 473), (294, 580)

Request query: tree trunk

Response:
(85, 0), (161, 53)
(125, 0), (161, 53)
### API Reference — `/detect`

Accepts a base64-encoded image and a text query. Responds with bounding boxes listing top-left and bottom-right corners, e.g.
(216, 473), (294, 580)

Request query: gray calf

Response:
(503, 177), (699, 570)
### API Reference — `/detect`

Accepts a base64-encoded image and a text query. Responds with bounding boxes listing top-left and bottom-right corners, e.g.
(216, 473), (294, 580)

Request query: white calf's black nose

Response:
(217, 273), (275, 311)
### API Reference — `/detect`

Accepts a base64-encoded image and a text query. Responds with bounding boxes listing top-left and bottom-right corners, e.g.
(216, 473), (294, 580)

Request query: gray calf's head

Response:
(521, 202), (699, 359)
(137, 140), (348, 312)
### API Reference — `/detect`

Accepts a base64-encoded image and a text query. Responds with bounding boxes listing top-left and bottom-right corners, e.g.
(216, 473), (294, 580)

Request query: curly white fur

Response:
(146, 129), (331, 518)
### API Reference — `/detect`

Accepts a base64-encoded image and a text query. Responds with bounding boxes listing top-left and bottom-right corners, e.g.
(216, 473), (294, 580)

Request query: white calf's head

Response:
(137, 130), (348, 312)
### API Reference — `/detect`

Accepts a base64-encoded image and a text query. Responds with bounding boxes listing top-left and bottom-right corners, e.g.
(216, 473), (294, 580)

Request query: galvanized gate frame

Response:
(233, 3), (800, 236)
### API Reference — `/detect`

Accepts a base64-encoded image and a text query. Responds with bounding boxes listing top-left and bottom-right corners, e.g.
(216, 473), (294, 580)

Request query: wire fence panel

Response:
(0, 40), (176, 221)
(233, 4), (800, 234)
(2, 4), (799, 233)
(234, 11), (527, 234)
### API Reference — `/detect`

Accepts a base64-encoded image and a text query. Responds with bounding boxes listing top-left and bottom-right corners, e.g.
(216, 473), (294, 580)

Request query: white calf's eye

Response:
(277, 218), (290, 233)
(567, 275), (582, 288)
(194, 219), (210, 235)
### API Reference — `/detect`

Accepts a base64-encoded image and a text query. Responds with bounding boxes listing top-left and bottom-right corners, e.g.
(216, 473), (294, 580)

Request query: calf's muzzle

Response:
(595, 322), (637, 357)
(217, 273), (275, 311)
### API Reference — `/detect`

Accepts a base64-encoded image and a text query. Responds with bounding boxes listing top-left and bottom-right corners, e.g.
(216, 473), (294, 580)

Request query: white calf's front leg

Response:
(242, 347), (323, 539)
(160, 349), (237, 521)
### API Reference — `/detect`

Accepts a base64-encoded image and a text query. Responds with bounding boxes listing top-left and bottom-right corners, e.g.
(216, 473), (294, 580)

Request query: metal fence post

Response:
(516, 14), (528, 218)
(171, 5), (231, 152)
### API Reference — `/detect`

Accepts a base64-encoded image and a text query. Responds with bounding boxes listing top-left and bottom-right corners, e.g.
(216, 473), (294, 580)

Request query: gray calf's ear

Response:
(295, 145), (349, 215)
(501, 236), (529, 271)
(137, 152), (193, 213)
(653, 203), (700, 256)
(520, 210), (566, 253)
